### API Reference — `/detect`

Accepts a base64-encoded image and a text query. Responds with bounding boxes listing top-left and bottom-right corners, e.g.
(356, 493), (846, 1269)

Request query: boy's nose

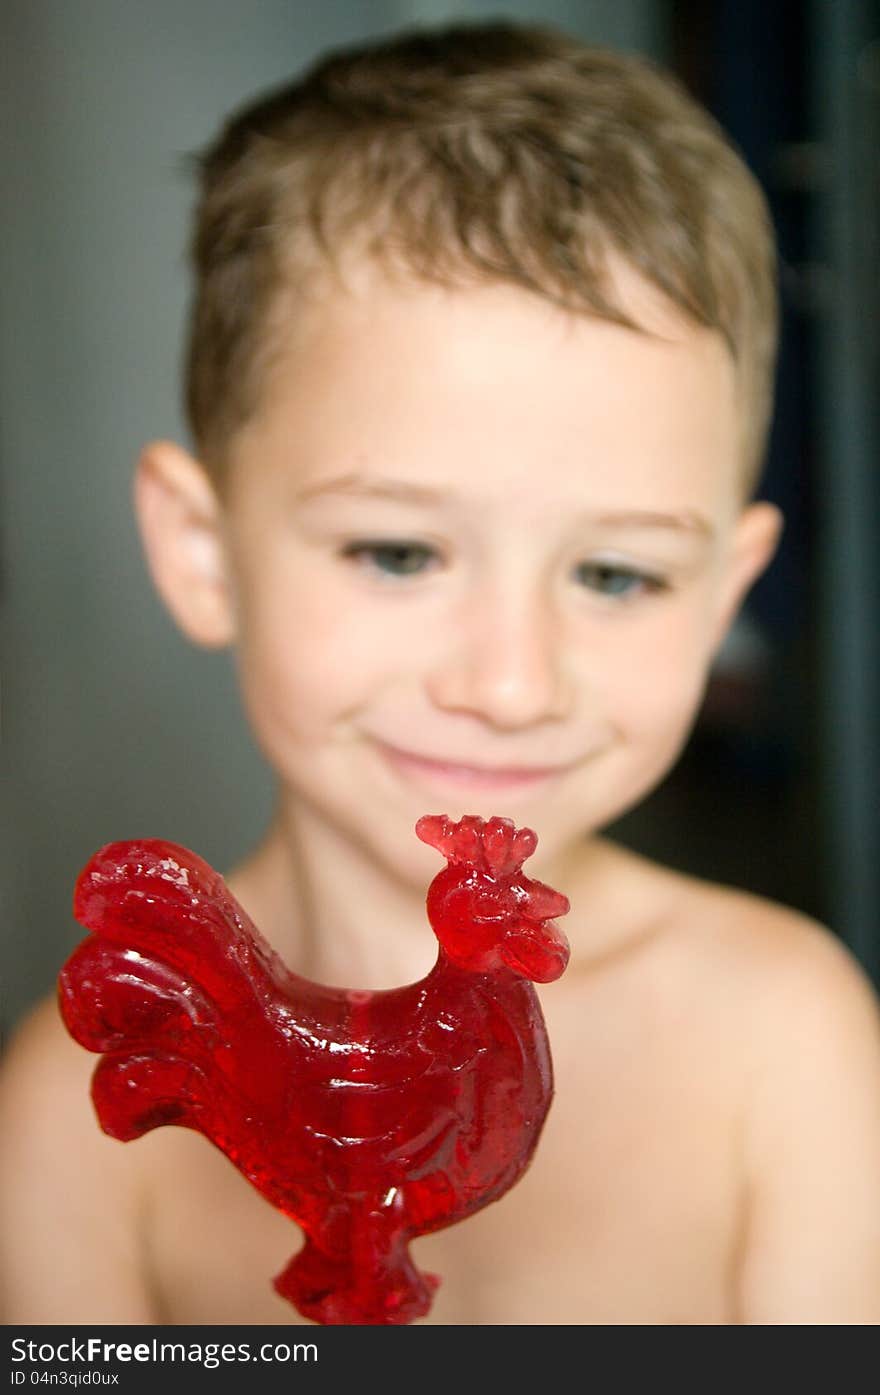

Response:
(426, 582), (573, 730)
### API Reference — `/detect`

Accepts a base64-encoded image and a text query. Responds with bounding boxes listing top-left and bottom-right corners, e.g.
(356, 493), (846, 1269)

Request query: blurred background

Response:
(1, 0), (878, 1040)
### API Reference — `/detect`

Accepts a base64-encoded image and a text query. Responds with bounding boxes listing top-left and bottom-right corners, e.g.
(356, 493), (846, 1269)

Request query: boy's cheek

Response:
(232, 624), (387, 739)
(607, 632), (714, 738)
(241, 587), (448, 700)
(603, 610), (713, 691)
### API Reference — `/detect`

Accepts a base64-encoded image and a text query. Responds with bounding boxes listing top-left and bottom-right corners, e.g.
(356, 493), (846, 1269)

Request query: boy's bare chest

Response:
(139, 980), (744, 1325)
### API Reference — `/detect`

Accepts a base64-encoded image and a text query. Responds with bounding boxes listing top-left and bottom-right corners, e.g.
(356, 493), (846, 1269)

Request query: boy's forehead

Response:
(233, 256), (743, 518)
(281, 248), (725, 359)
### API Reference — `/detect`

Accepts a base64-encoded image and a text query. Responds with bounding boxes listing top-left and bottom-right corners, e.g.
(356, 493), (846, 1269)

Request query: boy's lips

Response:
(371, 739), (576, 794)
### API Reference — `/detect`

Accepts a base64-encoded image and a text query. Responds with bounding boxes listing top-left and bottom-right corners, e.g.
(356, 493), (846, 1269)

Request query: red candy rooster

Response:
(58, 814), (570, 1325)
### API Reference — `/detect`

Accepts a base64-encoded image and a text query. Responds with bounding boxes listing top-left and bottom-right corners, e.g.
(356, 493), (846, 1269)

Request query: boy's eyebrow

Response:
(294, 473), (715, 537)
(583, 508), (716, 538)
(294, 473), (449, 507)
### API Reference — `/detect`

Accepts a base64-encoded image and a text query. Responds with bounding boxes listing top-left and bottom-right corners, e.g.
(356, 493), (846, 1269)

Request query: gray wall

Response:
(0, 0), (665, 1033)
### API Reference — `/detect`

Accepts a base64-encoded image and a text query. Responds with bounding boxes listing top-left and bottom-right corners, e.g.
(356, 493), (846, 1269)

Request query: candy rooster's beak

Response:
(499, 917), (570, 983)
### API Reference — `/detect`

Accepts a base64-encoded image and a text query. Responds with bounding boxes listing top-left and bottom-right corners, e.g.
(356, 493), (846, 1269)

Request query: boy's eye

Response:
(573, 561), (667, 598)
(341, 541), (438, 577)
(338, 544), (667, 595)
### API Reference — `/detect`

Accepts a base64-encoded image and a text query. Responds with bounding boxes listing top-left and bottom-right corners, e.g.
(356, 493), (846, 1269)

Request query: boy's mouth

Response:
(371, 739), (574, 794)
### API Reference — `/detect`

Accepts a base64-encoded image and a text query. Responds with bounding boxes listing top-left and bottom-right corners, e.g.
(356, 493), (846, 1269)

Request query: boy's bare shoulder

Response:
(678, 875), (880, 1322)
(557, 837), (880, 1316)
(1, 993), (105, 1142)
(0, 994), (156, 1321)
(676, 853), (878, 1038)
(570, 837), (880, 1116)
(589, 836), (877, 1016)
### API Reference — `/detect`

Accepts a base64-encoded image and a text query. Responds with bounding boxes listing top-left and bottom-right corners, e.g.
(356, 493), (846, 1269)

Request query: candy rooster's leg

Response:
(275, 1189), (439, 1326)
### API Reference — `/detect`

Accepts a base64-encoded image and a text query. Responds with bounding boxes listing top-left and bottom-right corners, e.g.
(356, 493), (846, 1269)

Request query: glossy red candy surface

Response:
(58, 814), (570, 1325)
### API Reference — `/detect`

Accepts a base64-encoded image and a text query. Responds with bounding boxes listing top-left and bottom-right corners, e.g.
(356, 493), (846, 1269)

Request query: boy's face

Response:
(149, 261), (780, 887)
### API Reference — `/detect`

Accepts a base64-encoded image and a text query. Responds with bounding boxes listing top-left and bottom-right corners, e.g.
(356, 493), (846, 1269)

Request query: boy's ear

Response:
(134, 440), (236, 648)
(710, 501), (784, 655)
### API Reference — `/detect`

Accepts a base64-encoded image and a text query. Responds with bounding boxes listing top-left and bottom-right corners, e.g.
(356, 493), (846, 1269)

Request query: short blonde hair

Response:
(184, 20), (778, 495)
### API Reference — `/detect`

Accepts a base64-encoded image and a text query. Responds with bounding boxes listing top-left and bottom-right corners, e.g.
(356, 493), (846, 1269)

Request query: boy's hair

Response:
(184, 21), (778, 496)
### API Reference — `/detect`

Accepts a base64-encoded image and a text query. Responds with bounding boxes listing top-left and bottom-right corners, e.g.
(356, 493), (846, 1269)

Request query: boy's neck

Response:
(226, 795), (627, 990)
(226, 799), (440, 989)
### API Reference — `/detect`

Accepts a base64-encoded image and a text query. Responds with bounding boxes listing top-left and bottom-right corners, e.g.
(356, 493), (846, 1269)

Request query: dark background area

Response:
(611, 0), (879, 986)
(612, 0), (820, 902)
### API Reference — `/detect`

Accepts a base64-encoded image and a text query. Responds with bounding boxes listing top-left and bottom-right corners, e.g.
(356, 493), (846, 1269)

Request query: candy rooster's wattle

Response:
(58, 814), (570, 1324)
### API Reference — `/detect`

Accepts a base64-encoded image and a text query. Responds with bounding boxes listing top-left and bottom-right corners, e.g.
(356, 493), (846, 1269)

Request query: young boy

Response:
(2, 21), (879, 1326)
